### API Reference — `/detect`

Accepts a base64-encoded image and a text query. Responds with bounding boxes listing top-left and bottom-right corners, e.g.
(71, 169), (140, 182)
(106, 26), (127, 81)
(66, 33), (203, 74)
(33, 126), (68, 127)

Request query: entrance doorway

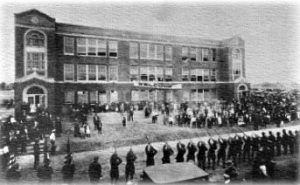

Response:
(23, 85), (47, 107)
(237, 84), (248, 100)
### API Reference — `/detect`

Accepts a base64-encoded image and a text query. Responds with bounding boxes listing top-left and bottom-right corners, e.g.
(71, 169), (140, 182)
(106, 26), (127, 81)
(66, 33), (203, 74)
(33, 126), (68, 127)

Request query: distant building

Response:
(14, 9), (249, 115)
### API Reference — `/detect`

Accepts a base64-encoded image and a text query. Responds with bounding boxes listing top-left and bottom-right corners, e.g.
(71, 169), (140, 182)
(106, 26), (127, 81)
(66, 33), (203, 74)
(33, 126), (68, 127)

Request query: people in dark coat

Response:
(93, 113), (100, 131)
(268, 131), (276, 158)
(110, 151), (122, 185)
(288, 130), (295, 154)
(6, 163), (21, 182)
(175, 141), (186, 163)
(88, 157), (102, 183)
(207, 138), (217, 170)
(235, 135), (243, 162)
(242, 135), (251, 162)
(162, 142), (174, 164)
(37, 159), (53, 182)
(217, 137), (227, 168)
(62, 157), (75, 182)
(282, 129), (289, 155)
(197, 141), (207, 170)
(145, 142), (158, 166)
(275, 132), (282, 156)
(122, 116), (126, 127)
(33, 139), (40, 169)
(125, 148), (137, 182)
(251, 135), (259, 159)
(186, 141), (197, 162)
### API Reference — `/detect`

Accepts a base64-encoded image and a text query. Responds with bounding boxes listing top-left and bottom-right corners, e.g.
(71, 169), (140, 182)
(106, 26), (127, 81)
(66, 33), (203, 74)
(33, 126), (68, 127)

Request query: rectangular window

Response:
(165, 46), (172, 61)
(166, 91), (173, 102)
(191, 89), (197, 101)
(165, 68), (173, 81)
(131, 90), (139, 102)
(77, 64), (87, 81)
(148, 67), (156, 81)
(64, 37), (74, 55)
(97, 40), (107, 56)
(202, 48), (209, 61)
(140, 90), (149, 101)
(156, 67), (164, 81)
(140, 66), (148, 81)
(64, 91), (75, 103)
(26, 52), (45, 73)
(130, 66), (139, 81)
(182, 90), (190, 101)
(98, 65), (107, 81)
(197, 69), (203, 82)
(140, 44), (148, 59)
(90, 91), (98, 104)
(149, 44), (156, 59)
(77, 38), (87, 55)
(64, 64), (74, 81)
(110, 90), (118, 103)
(156, 45), (163, 60)
(130, 43), (139, 59)
(182, 47), (189, 62)
(204, 89), (210, 100)
(109, 66), (118, 81)
(88, 65), (96, 81)
(190, 69), (197, 81)
(190, 47), (197, 61)
(212, 49), (216, 61)
(233, 62), (241, 80)
(198, 89), (204, 101)
(203, 69), (210, 81)
(210, 69), (217, 81)
(77, 91), (88, 104)
(87, 39), (97, 56)
(108, 41), (118, 58)
(182, 67), (189, 81)
(99, 91), (107, 104)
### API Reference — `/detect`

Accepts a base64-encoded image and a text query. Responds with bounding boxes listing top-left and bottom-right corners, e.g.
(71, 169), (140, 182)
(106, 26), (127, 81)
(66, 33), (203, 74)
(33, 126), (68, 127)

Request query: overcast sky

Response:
(0, 1), (299, 84)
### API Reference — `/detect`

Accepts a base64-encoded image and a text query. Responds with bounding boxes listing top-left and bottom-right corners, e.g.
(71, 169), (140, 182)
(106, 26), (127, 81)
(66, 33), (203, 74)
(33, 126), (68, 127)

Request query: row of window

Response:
(64, 64), (118, 81)
(64, 37), (118, 57)
(129, 43), (172, 61)
(182, 47), (216, 62)
(64, 89), (217, 104)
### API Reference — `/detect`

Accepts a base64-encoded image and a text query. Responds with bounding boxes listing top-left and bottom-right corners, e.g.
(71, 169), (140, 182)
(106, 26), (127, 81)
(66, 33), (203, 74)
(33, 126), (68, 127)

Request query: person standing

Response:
(125, 148), (137, 182)
(37, 159), (53, 182)
(217, 137), (227, 168)
(275, 132), (282, 156)
(162, 142), (174, 164)
(187, 141), (197, 162)
(268, 131), (276, 158)
(282, 129), (289, 155)
(93, 113), (100, 131)
(207, 138), (217, 170)
(62, 157), (75, 183)
(175, 141), (186, 163)
(33, 139), (40, 169)
(242, 135), (252, 162)
(88, 157), (102, 183)
(197, 141), (207, 170)
(145, 142), (158, 166)
(110, 150), (122, 185)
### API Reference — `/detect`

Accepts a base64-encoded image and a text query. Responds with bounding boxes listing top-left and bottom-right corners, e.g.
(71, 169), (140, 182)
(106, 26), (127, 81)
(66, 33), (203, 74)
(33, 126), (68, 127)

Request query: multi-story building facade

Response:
(14, 9), (249, 115)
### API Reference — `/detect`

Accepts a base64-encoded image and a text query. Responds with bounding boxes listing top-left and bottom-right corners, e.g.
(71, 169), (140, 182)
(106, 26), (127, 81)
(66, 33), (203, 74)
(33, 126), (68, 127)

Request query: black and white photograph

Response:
(0, 0), (299, 184)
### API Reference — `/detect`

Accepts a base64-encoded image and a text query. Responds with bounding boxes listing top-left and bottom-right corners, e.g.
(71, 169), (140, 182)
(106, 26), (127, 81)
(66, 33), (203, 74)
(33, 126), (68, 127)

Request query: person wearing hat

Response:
(288, 130), (295, 154)
(207, 138), (217, 170)
(62, 155), (75, 183)
(33, 139), (40, 169)
(110, 150), (122, 185)
(125, 148), (137, 182)
(175, 141), (186, 163)
(282, 129), (289, 155)
(145, 141), (157, 166)
(268, 131), (276, 158)
(162, 142), (174, 164)
(88, 156), (102, 183)
(197, 141), (207, 170)
(37, 158), (53, 182)
(242, 135), (252, 163)
(186, 140), (197, 162)
(217, 137), (227, 168)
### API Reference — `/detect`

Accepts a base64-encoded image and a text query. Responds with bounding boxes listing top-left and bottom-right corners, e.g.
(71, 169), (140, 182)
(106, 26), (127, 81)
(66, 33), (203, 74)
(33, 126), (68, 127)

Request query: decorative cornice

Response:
(15, 71), (55, 83)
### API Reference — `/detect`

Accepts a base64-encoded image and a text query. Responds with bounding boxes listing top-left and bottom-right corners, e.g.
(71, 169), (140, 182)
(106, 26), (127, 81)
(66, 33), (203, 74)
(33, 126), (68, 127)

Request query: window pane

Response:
(191, 69), (197, 81)
(64, 91), (74, 103)
(77, 91), (88, 104)
(182, 68), (189, 81)
(204, 69), (209, 81)
(97, 40), (107, 56)
(87, 39), (97, 56)
(98, 65), (107, 81)
(90, 91), (98, 104)
(109, 41), (118, 57)
(156, 45), (163, 60)
(149, 44), (155, 59)
(197, 69), (203, 82)
(140, 66), (148, 81)
(26, 52), (45, 74)
(131, 90), (139, 101)
(99, 91), (107, 104)
(110, 90), (118, 103)
(77, 64), (87, 81)
(130, 66), (139, 81)
(77, 38), (87, 55)
(190, 47), (197, 61)
(88, 65), (96, 80)
(64, 64), (74, 81)
(182, 47), (189, 61)
(156, 67), (164, 81)
(26, 31), (45, 47)
(165, 46), (172, 61)
(140, 44), (148, 59)
(64, 37), (74, 54)
(202, 48), (209, 61)
(130, 43), (139, 59)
